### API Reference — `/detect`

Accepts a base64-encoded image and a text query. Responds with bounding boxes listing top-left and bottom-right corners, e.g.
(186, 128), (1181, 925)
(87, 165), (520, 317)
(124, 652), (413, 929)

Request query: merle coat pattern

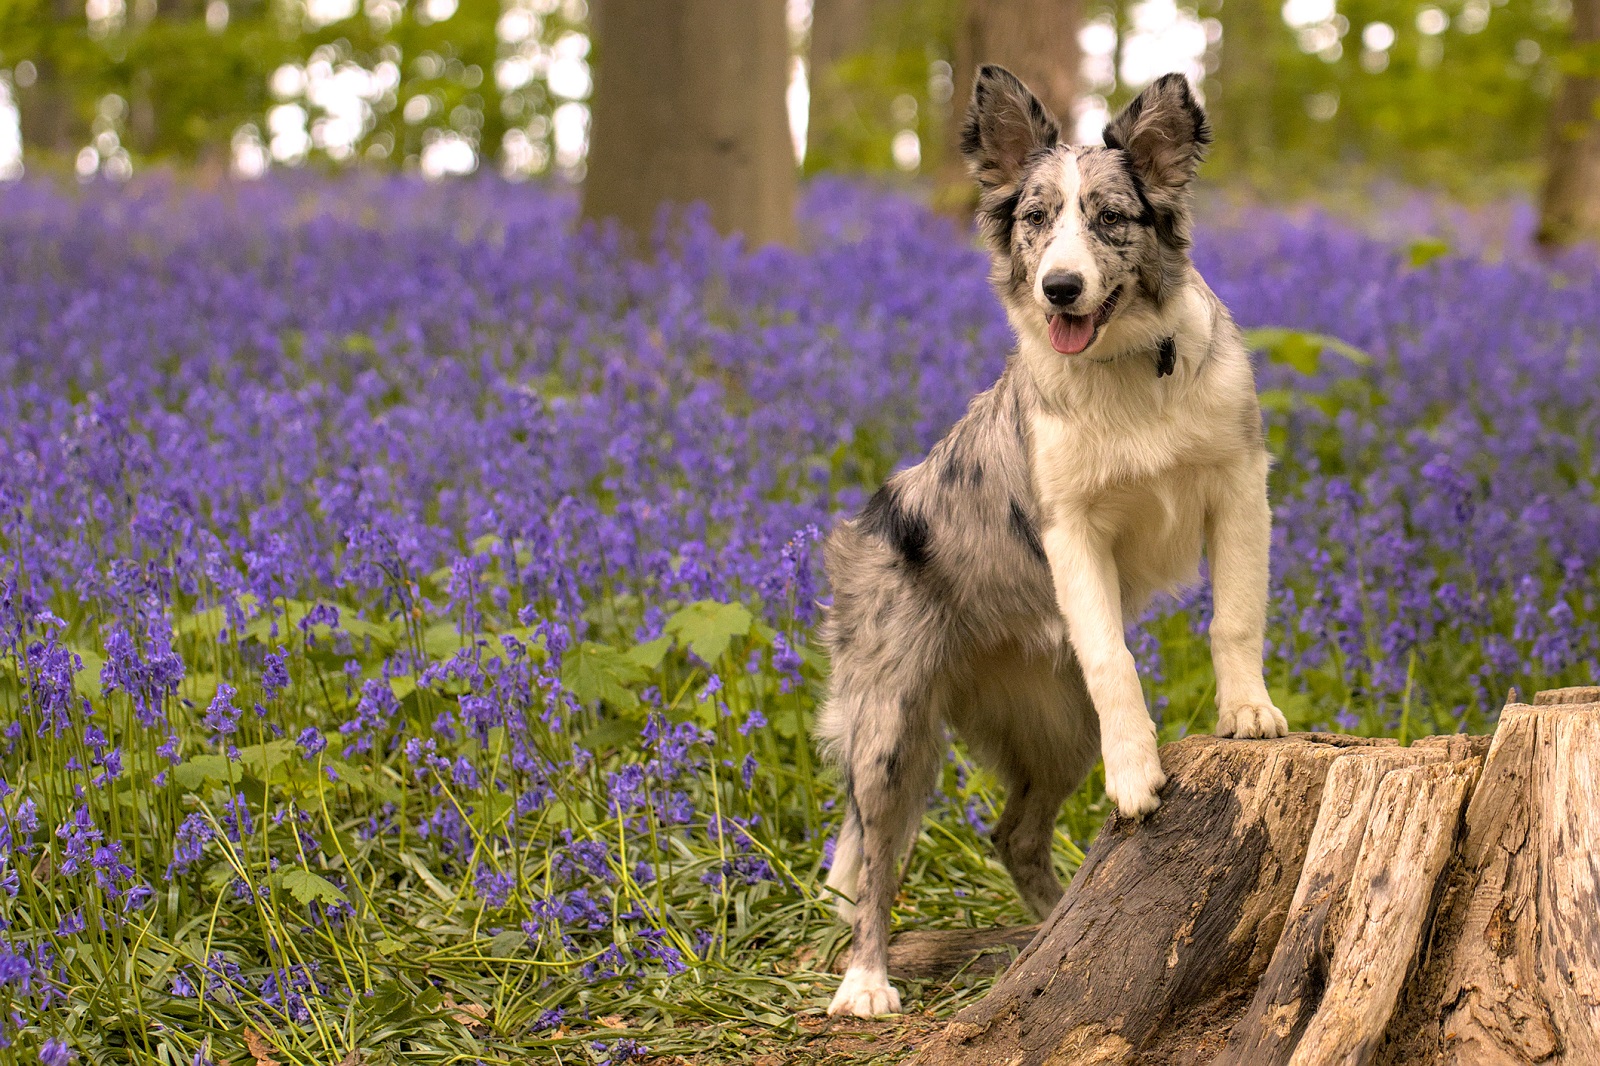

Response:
(817, 69), (1288, 1018)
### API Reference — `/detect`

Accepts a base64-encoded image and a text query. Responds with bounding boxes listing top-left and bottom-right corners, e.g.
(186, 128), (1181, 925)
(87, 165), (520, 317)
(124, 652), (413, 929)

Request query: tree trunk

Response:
(935, 0), (1083, 213)
(1210, 0), (1280, 180)
(16, 0), (89, 168)
(128, 0), (208, 156)
(1538, 0), (1600, 247)
(805, 0), (875, 171)
(583, 0), (797, 247)
(910, 688), (1600, 1066)
(455, 0), (507, 175)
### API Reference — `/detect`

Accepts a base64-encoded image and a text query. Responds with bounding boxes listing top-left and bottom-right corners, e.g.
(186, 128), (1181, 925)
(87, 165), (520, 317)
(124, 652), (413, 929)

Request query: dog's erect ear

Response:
(960, 65), (1060, 195)
(1104, 73), (1210, 302)
(1102, 73), (1211, 194)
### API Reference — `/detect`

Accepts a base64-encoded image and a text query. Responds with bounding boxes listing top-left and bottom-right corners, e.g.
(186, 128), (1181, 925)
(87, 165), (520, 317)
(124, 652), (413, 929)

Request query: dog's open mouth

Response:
(1047, 287), (1122, 355)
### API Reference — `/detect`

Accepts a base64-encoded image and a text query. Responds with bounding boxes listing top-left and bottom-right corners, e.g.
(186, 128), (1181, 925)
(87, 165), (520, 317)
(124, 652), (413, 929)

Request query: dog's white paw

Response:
(828, 966), (901, 1018)
(1217, 700), (1288, 739)
(1103, 741), (1166, 818)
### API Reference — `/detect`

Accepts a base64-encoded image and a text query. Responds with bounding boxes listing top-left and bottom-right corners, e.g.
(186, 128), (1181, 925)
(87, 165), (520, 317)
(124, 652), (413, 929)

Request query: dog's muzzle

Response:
(1046, 286), (1122, 355)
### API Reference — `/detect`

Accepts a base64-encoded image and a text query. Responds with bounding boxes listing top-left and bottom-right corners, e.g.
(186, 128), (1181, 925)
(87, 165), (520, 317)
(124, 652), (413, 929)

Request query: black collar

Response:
(1156, 337), (1177, 377)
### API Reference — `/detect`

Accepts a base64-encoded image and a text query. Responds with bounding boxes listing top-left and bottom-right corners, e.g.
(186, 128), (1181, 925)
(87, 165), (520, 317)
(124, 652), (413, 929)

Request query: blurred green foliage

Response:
(0, 0), (582, 176)
(803, 0), (957, 175)
(1208, 0), (1572, 192)
(806, 0), (1576, 195)
(0, 0), (1586, 193)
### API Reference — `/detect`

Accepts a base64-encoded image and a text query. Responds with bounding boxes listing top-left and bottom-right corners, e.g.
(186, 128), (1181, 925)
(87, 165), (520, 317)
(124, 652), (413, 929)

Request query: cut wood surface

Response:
(909, 689), (1600, 1066)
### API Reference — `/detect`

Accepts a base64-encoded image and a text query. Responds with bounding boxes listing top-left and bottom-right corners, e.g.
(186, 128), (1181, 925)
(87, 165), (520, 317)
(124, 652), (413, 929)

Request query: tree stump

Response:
(911, 688), (1600, 1066)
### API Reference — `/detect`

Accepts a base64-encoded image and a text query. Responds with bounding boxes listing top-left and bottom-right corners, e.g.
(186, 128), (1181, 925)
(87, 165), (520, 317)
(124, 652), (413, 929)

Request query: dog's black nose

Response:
(1042, 272), (1084, 307)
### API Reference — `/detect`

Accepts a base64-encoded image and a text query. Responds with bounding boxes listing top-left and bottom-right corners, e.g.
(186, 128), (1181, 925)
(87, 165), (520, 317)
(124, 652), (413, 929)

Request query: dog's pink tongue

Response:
(1048, 313), (1095, 355)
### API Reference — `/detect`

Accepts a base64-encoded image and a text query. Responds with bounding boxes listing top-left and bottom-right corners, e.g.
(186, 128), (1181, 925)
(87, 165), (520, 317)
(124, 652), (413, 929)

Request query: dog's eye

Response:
(1099, 209), (1123, 227)
(1023, 208), (1047, 227)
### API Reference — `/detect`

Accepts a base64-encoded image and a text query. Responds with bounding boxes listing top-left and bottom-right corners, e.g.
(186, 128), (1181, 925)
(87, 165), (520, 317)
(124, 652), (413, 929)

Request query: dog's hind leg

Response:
(991, 766), (1080, 919)
(962, 650), (1100, 920)
(826, 688), (943, 1018)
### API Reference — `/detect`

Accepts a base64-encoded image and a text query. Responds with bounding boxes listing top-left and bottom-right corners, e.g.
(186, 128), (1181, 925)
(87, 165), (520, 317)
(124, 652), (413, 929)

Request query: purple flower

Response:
(474, 866), (515, 909)
(261, 649), (290, 700)
(296, 727), (327, 758)
(166, 813), (214, 879)
(202, 685), (241, 738)
(39, 1038), (74, 1065)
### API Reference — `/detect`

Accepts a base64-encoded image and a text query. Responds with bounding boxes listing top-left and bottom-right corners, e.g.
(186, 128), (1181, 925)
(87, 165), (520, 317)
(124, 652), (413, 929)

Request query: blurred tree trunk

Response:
(1538, 0), (1600, 247)
(129, 0), (206, 156)
(584, 0), (796, 246)
(456, 0), (507, 175)
(16, 0), (89, 168)
(805, 0), (876, 171)
(935, 0), (1083, 214)
(1211, 0), (1278, 179)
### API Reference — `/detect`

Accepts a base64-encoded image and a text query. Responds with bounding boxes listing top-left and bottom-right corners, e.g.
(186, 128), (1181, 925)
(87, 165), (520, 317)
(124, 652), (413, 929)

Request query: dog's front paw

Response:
(828, 966), (901, 1018)
(1103, 741), (1166, 818)
(1217, 700), (1288, 739)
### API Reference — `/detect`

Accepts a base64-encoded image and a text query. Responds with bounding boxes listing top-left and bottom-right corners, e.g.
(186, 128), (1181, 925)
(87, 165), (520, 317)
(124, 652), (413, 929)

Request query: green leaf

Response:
(666, 600), (754, 665)
(281, 867), (348, 906)
(422, 621), (467, 661)
(624, 636), (672, 670)
(1258, 388), (1297, 416)
(487, 929), (528, 957)
(1242, 327), (1371, 376)
(579, 716), (643, 753)
(70, 647), (105, 700)
(561, 641), (647, 709)
(1406, 237), (1451, 269)
(171, 754), (244, 790)
(235, 739), (297, 783)
(172, 604), (230, 640)
(342, 331), (377, 354)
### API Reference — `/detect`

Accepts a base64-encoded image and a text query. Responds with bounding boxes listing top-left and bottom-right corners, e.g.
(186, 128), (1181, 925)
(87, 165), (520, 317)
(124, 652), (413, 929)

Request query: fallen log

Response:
(828, 925), (1042, 983)
(911, 689), (1599, 1066)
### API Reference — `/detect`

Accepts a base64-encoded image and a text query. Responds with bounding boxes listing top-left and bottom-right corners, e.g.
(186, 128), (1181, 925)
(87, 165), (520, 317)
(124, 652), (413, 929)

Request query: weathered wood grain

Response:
(912, 733), (1394, 1066)
(1215, 743), (1486, 1066)
(1379, 697), (1600, 1065)
(1287, 759), (1476, 1066)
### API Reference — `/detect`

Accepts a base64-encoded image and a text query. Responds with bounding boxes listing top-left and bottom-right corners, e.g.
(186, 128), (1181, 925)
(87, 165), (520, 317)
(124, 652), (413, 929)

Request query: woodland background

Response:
(3, 0), (1599, 244)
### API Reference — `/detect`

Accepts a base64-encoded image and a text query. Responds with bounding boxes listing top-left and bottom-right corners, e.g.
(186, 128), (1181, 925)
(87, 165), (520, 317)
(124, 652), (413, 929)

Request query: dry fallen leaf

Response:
(241, 1028), (282, 1066)
(443, 994), (490, 1027)
(598, 1014), (626, 1028)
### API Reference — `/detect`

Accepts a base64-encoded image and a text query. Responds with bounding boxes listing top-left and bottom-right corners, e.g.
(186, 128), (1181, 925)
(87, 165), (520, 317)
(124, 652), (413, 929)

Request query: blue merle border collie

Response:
(817, 68), (1287, 1017)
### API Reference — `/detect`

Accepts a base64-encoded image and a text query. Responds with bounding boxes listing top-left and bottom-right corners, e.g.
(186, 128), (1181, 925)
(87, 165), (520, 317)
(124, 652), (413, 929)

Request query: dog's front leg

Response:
(1042, 519), (1166, 816)
(1206, 456), (1288, 739)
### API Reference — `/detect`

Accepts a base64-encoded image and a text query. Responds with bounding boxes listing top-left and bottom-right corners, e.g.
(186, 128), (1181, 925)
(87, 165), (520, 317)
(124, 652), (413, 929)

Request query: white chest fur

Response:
(1029, 401), (1214, 611)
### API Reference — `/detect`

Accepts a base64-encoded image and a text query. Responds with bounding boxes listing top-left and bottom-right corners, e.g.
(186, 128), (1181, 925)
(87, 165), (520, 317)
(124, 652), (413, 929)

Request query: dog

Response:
(815, 68), (1288, 1018)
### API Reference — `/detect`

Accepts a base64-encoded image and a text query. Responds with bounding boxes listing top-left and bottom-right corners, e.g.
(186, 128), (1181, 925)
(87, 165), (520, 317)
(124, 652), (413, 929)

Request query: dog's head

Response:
(961, 67), (1211, 359)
